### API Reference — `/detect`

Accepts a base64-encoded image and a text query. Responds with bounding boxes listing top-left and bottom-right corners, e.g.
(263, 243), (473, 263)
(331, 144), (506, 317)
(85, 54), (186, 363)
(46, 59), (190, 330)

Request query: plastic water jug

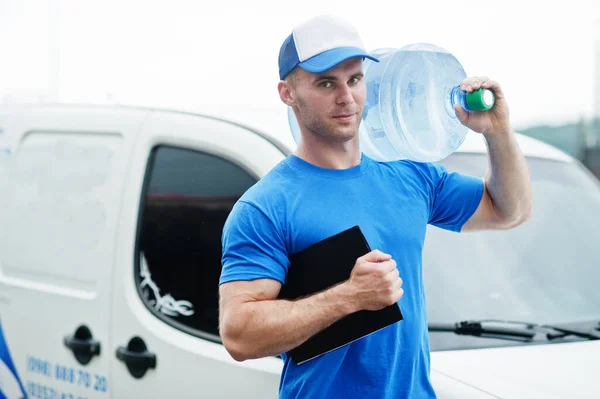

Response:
(287, 43), (495, 162)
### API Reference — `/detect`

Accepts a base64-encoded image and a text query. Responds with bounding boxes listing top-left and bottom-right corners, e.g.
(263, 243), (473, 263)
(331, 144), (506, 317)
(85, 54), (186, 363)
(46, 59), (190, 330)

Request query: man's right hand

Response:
(345, 250), (403, 311)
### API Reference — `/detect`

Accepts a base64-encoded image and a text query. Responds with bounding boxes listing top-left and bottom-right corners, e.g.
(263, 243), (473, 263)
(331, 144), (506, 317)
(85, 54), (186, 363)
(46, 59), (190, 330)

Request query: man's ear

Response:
(278, 80), (296, 107)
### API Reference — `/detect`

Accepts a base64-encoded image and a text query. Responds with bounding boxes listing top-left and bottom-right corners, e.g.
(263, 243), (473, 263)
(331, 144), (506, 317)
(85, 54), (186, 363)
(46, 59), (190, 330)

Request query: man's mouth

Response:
(332, 113), (356, 122)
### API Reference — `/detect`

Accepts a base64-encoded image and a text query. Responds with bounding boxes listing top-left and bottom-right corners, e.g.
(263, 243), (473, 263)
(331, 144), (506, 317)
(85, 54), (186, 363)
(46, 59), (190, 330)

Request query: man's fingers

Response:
(461, 76), (504, 101)
(387, 259), (398, 274)
(482, 79), (504, 99)
(393, 276), (403, 291)
(375, 259), (398, 277)
(461, 76), (495, 93)
(361, 250), (391, 263)
(377, 253), (392, 263)
(454, 103), (469, 125)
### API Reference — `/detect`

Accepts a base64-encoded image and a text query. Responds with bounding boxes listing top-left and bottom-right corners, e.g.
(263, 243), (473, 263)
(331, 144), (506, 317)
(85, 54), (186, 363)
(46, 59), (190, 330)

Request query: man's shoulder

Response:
(238, 156), (299, 207)
(373, 157), (444, 182)
(222, 158), (297, 245)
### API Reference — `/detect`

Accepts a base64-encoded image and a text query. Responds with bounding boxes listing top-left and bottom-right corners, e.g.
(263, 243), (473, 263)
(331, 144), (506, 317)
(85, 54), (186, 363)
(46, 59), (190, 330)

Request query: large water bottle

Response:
(287, 43), (495, 162)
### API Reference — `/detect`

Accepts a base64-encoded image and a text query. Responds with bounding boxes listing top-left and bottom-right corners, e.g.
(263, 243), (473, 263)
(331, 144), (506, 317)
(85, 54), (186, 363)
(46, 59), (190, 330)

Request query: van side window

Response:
(137, 145), (257, 340)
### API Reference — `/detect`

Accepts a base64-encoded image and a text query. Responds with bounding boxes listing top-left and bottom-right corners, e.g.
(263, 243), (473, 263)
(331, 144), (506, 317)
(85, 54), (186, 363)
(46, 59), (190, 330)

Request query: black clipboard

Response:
(278, 225), (403, 364)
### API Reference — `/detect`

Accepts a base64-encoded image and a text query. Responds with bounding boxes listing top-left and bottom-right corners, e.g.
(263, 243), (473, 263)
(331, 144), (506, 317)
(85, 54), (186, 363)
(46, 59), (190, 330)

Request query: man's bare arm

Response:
(219, 278), (356, 361)
(454, 76), (532, 232)
(462, 129), (532, 231)
(218, 250), (402, 361)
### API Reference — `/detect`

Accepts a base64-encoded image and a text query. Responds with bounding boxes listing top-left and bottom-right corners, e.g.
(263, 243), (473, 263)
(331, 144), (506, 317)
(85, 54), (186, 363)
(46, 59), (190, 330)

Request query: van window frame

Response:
(133, 143), (261, 344)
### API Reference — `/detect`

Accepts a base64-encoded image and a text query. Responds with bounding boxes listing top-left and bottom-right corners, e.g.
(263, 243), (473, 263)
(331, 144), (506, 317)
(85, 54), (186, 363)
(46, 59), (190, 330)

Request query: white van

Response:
(0, 104), (598, 399)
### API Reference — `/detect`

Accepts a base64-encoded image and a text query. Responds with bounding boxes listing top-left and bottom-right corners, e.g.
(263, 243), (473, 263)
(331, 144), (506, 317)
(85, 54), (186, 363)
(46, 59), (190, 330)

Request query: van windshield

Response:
(423, 153), (600, 343)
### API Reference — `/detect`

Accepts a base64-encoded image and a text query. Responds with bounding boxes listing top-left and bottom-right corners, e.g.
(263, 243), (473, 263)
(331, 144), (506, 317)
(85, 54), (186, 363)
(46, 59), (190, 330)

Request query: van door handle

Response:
(116, 336), (156, 379)
(63, 325), (101, 365)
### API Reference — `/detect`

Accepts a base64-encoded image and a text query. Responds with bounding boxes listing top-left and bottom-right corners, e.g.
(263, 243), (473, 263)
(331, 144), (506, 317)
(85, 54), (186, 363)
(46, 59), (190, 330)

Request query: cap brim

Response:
(298, 47), (379, 74)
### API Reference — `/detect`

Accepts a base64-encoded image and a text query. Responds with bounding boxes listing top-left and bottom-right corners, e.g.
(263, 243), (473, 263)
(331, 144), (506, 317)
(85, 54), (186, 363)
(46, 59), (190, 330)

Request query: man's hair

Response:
(285, 68), (298, 87)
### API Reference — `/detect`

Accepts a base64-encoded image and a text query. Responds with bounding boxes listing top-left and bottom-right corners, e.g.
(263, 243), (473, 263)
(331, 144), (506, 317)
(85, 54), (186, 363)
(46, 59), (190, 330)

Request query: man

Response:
(218, 15), (532, 399)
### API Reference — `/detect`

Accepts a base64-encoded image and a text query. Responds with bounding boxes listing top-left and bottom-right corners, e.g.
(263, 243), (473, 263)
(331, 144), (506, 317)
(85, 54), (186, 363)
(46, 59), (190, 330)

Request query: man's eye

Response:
(350, 76), (362, 84)
(319, 81), (333, 88)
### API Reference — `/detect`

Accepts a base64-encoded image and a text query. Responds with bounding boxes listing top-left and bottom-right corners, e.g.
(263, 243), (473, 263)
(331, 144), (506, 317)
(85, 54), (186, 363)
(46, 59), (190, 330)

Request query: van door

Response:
(110, 111), (286, 399)
(0, 106), (149, 399)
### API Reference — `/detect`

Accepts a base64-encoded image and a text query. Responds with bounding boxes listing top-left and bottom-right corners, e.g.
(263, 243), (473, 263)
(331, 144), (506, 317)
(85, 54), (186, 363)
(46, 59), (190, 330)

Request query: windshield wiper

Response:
(429, 319), (600, 341)
(476, 319), (600, 341)
(541, 324), (600, 341)
(428, 321), (536, 341)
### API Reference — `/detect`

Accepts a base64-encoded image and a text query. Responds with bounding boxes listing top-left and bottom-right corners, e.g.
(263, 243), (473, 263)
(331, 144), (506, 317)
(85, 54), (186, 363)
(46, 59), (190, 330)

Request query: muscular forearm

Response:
(221, 282), (358, 361)
(484, 128), (532, 225)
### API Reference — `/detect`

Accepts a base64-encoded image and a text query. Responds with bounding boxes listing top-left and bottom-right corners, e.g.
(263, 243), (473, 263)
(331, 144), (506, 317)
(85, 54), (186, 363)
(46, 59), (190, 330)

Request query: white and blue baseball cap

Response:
(278, 15), (379, 80)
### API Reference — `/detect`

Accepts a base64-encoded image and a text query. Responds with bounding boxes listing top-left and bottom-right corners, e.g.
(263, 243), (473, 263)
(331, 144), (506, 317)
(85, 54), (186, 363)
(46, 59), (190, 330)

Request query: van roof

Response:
(0, 103), (574, 163)
(192, 105), (575, 163)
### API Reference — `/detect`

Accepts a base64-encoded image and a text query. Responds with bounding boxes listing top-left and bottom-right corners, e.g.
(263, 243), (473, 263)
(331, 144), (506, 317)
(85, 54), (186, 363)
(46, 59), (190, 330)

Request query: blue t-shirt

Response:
(220, 154), (484, 398)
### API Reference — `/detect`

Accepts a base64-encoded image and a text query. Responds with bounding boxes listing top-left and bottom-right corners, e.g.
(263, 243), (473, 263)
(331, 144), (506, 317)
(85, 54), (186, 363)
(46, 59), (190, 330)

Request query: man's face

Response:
(288, 57), (366, 143)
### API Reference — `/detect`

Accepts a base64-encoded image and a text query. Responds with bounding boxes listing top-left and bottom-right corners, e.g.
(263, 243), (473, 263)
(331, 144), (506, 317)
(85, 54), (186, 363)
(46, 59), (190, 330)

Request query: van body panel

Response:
(432, 340), (600, 398)
(109, 110), (285, 398)
(0, 106), (150, 399)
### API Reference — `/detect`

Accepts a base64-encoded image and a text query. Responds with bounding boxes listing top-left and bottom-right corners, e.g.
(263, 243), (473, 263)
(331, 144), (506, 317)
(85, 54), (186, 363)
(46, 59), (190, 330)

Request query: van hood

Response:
(431, 340), (599, 399)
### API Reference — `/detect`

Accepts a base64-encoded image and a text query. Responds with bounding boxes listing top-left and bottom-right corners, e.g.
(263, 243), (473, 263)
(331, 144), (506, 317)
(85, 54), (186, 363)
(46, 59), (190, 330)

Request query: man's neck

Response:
(294, 135), (362, 170)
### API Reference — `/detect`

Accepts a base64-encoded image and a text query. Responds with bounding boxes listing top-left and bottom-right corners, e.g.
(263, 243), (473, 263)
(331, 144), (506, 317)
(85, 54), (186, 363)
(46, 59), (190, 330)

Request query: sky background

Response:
(0, 0), (599, 131)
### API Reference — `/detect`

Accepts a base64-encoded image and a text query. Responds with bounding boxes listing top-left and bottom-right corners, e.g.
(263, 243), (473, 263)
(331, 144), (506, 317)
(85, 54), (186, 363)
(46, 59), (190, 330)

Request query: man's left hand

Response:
(453, 76), (511, 137)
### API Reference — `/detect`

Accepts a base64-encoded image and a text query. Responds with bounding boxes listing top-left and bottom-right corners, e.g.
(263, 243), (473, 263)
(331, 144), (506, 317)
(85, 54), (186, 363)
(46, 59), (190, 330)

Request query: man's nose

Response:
(336, 84), (354, 106)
